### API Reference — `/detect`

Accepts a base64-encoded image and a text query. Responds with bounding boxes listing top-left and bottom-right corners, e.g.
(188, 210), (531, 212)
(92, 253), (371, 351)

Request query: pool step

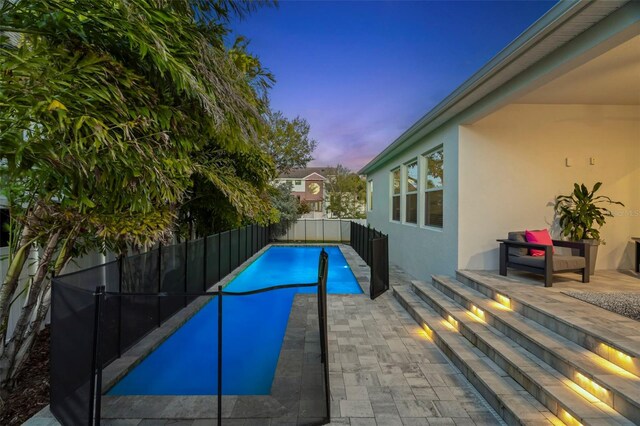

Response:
(456, 270), (640, 378)
(393, 285), (562, 425)
(431, 275), (640, 424)
(410, 278), (635, 425)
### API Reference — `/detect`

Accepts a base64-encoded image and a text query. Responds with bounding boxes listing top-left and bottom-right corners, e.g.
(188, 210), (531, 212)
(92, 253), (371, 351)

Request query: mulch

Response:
(0, 327), (50, 426)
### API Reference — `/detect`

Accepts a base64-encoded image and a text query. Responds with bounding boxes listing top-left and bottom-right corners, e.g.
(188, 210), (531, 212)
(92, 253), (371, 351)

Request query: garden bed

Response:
(0, 328), (50, 426)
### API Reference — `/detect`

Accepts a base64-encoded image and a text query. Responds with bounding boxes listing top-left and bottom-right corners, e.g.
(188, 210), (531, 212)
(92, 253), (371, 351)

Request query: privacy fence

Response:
(273, 218), (365, 242)
(50, 219), (387, 425)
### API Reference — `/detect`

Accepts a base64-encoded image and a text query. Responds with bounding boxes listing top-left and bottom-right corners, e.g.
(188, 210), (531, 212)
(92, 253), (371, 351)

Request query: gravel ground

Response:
(564, 291), (640, 321)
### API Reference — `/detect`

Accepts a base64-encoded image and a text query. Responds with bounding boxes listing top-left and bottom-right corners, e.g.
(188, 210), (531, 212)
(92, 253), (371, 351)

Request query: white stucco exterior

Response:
(365, 125), (459, 280)
(458, 103), (639, 271)
(362, 2), (640, 281)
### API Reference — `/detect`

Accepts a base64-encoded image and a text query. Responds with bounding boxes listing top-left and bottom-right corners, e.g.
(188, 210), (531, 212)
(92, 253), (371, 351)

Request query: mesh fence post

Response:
(91, 285), (105, 426)
(217, 287), (223, 426)
(157, 244), (162, 327)
(117, 256), (123, 358)
(217, 232), (222, 283)
(203, 237), (208, 292)
(184, 241), (188, 307)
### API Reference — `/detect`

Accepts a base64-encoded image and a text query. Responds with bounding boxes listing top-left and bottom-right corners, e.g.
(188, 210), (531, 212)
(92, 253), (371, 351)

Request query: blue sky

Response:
(231, 1), (556, 171)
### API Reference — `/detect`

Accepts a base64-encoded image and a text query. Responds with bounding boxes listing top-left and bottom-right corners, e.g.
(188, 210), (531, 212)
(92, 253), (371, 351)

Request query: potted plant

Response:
(554, 182), (624, 274)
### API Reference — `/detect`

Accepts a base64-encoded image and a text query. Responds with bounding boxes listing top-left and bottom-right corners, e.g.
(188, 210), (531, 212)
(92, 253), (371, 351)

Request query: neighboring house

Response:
(360, 1), (640, 280)
(275, 167), (335, 218)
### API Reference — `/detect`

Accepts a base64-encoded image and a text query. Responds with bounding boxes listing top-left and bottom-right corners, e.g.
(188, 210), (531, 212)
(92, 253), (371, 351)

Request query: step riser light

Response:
(469, 305), (485, 321)
(421, 323), (433, 339)
(558, 408), (583, 426)
(575, 372), (609, 402)
(495, 293), (511, 309)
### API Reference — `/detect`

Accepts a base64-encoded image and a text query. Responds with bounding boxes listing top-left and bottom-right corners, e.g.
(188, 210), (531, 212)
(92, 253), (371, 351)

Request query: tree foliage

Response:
(0, 0), (274, 394)
(325, 165), (366, 219)
(261, 110), (317, 175)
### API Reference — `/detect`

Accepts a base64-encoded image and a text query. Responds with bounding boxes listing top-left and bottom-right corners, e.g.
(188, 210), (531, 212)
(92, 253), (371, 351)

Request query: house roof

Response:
(359, 0), (632, 175)
(278, 167), (336, 180)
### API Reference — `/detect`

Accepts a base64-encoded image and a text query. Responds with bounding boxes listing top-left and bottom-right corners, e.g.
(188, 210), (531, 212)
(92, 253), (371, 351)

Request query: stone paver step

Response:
(456, 270), (640, 378)
(431, 275), (640, 425)
(410, 280), (635, 426)
(393, 285), (562, 426)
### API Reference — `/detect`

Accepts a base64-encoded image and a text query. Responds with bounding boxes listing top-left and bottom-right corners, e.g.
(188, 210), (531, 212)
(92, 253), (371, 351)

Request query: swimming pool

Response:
(108, 246), (360, 396)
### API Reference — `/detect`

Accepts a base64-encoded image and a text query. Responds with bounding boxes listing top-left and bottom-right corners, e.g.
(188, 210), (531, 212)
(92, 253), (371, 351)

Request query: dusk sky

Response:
(232, 1), (556, 171)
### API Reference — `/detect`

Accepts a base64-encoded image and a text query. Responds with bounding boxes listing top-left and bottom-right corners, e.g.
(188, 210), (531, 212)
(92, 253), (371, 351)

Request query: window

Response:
(405, 161), (418, 224)
(391, 169), (400, 221)
(294, 180), (302, 185)
(424, 148), (444, 227)
(367, 180), (373, 211)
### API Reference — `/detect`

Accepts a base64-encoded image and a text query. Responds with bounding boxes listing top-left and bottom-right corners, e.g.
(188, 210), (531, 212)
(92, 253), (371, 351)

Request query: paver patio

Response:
(27, 245), (501, 425)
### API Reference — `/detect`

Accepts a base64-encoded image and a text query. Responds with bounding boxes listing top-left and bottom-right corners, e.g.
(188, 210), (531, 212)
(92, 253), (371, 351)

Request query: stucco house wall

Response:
(363, 2), (639, 279)
(366, 125), (459, 281)
(458, 103), (640, 271)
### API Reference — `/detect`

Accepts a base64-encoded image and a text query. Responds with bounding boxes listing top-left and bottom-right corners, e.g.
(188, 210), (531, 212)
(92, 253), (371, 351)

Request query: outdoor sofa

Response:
(497, 231), (590, 287)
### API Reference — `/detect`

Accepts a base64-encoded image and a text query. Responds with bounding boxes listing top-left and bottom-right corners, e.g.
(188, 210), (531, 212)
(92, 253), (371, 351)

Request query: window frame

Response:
(390, 168), (401, 222)
(404, 159), (418, 225)
(422, 147), (444, 229)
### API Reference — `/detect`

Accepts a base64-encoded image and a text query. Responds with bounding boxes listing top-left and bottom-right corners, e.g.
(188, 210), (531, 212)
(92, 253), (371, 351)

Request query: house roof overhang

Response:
(359, 0), (636, 175)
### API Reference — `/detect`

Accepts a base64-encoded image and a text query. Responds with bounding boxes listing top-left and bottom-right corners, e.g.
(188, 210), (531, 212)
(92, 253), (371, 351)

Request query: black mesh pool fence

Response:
(350, 222), (389, 299)
(50, 226), (330, 426)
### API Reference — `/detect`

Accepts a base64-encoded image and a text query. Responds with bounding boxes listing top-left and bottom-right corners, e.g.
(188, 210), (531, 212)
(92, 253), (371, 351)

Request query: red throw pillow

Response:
(525, 229), (554, 257)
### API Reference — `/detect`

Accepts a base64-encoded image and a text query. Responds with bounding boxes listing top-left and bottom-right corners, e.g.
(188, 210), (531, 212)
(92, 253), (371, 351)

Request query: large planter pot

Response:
(570, 239), (599, 275)
(581, 239), (599, 275)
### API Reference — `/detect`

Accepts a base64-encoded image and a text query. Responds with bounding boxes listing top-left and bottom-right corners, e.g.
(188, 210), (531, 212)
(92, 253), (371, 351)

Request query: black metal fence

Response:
(350, 223), (389, 299)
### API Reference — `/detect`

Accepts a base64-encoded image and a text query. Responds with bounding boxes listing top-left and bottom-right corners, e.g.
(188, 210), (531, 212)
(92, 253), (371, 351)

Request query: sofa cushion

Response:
(525, 229), (554, 256)
(507, 231), (527, 257)
(552, 255), (586, 271)
(509, 255), (585, 271)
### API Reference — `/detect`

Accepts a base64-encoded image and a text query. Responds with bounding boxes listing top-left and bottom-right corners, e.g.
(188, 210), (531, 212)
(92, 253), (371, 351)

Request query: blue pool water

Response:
(108, 246), (360, 396)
